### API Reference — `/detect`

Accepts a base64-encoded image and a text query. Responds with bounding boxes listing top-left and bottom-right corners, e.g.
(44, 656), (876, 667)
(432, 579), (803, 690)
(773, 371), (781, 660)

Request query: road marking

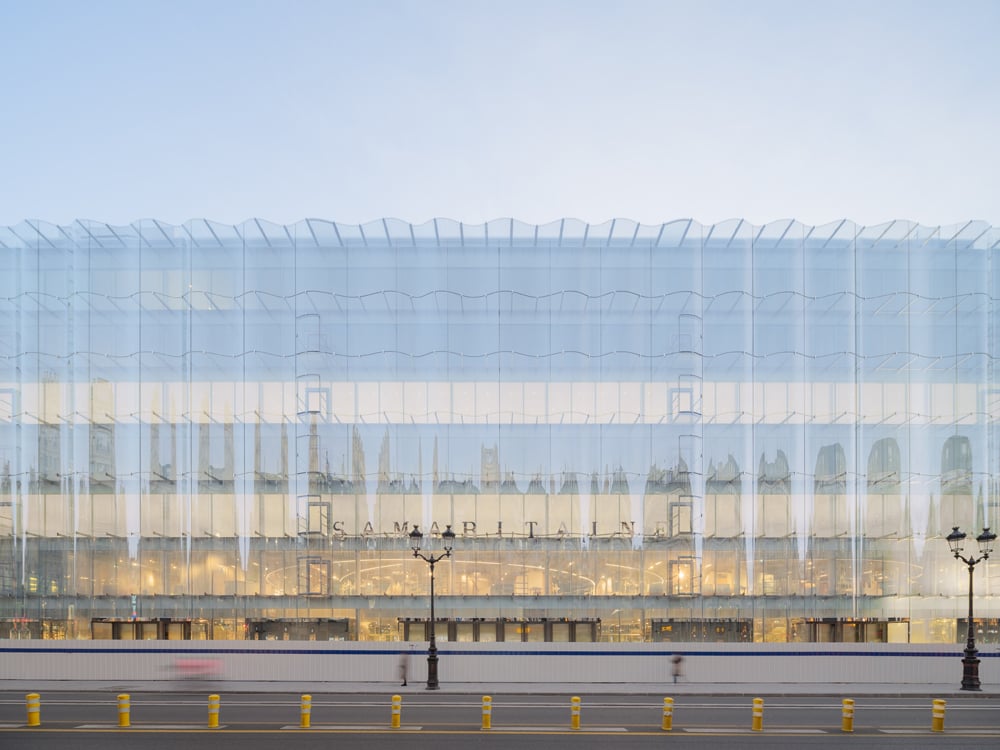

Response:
(282, 725), (423, 730)
(684, 728), (752, 733)
(881, 729), (1000, 735)
(487, 727), (627, 732)
(76, 724), (217, 729)
(685, 728), (826, 734)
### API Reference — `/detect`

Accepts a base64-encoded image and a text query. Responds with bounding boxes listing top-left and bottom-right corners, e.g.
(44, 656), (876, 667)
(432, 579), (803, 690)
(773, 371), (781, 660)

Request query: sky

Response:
(1, 0), (997, 228)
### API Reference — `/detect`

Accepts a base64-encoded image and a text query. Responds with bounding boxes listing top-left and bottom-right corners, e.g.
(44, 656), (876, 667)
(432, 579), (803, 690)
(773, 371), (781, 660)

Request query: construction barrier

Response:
(662, 697), (674, 731)
(570, 696), (581, 730)
(117, 693), (131, 728)
(25, 693), (40, 727)
(841, 698), (854, 733)
(482, 695), (492, 730)
(300, 694), (312, 728)
(391, 694), (402, 729)
(0, 641), (977, 687)
(208, 694), (220, 728)
(931, 698), (946, 732)
(751, 697), (764, 731)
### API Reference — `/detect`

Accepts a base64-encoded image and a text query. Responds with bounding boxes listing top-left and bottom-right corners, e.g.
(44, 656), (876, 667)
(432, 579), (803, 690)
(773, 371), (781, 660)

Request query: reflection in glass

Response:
(0, 218), (996, 645)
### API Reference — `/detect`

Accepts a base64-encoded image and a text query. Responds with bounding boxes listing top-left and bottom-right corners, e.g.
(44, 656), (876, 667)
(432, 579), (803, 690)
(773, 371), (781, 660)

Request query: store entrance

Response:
(399, 617), (601, 642)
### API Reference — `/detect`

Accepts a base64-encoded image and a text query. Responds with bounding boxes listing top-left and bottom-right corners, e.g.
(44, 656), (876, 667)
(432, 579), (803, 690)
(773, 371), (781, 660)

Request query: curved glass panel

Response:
(0, 218), (996, 645)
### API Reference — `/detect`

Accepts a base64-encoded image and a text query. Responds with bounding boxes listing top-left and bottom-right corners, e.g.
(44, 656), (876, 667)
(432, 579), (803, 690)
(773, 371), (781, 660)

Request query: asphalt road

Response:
(0, 691), (997, 749)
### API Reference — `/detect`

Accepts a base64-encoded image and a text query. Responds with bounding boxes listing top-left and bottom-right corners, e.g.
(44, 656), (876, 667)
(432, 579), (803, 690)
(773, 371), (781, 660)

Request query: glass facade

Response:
(0, 217), (998, 643)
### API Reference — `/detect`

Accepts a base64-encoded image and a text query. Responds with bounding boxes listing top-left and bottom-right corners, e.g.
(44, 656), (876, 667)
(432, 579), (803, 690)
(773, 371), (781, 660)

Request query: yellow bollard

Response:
(662, 697), (674, 731)
(841, 698), (854, 733)
(931, 698), (946, 732)
(751, 697), (764, 731)
(117, 693), (131, 728)
(391, 694), (402, 729)
(482, 695), (492, 730)
(207, 694), (220, 729)
(300, 694), (312, 729)
(570, 696), (581, 730)
(25, 693), (40, 727)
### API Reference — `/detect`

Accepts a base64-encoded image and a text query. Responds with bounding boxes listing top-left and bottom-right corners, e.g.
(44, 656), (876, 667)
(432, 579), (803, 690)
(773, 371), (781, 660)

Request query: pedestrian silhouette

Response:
(399, 646), (412, 686)
(671, 654), (684, 683)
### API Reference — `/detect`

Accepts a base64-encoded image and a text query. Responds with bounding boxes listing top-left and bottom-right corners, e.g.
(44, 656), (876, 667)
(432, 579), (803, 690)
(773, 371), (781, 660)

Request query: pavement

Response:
(2, 680), (998, 697)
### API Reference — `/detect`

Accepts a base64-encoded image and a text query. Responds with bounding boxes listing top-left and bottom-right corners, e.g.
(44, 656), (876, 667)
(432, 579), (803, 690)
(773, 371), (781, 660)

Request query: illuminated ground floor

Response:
(1, 531), (996, 644)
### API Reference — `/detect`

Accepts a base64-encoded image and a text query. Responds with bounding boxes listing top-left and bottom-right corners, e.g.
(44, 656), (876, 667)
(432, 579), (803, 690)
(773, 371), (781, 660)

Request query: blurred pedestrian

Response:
(671, 654), (684, 683)
(399, 647), (411, 686)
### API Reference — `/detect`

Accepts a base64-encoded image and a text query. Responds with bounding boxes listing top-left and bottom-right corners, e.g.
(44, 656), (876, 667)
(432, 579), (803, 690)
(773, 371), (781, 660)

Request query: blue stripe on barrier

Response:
(0, 646), (992, 658)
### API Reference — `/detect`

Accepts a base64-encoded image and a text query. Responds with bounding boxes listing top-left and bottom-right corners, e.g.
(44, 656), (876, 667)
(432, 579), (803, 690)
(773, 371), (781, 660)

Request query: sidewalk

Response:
(3, 679), (998, 697)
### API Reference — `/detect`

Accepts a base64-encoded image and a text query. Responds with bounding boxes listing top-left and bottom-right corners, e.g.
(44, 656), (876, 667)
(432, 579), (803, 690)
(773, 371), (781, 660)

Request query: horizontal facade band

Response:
(0, 379), (989, 425)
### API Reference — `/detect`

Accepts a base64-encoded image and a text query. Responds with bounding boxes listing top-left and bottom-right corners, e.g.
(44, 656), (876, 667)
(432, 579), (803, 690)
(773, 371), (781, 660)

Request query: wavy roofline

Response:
(1, 218), (997, 250)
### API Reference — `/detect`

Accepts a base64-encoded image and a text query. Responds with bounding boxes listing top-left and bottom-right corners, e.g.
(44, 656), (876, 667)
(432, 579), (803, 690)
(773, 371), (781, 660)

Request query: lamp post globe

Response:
(408, 525), (423, 548)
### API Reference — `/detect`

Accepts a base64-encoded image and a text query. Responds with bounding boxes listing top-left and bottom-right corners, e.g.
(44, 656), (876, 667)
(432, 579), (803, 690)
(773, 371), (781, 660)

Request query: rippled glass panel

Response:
(0, 218), (996, 644)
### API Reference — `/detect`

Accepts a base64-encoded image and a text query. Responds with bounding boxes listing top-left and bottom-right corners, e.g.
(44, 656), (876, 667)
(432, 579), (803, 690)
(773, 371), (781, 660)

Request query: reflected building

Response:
(0, 217), (998, 644)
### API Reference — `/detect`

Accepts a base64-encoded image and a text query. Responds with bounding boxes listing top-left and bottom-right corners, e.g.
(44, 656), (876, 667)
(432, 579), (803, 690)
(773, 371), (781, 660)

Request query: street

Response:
(0, 691), (997, 748)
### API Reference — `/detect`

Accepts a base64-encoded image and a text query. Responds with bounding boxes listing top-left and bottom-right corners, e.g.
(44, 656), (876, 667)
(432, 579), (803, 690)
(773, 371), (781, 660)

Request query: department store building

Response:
(0, 217), (997, 644)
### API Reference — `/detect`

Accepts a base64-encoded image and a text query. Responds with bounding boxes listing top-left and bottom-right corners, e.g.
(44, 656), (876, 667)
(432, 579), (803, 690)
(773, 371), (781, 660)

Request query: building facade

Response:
(0, 217), (998, 644)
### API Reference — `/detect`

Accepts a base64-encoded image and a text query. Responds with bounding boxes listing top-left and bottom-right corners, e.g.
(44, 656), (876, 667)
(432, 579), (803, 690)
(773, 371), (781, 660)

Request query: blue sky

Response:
(1, 0), (997, 226)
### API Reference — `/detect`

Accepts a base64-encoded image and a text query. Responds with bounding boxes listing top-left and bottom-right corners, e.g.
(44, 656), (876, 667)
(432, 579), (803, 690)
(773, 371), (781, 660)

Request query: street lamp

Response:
(409, 523), (456, 690)
(946, 525), (997, 691)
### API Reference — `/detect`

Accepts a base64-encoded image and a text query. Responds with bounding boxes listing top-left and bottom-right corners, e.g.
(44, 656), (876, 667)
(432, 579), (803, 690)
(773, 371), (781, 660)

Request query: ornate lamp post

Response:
(409, 523), (456, 690)
(946, 525), (997, 691)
